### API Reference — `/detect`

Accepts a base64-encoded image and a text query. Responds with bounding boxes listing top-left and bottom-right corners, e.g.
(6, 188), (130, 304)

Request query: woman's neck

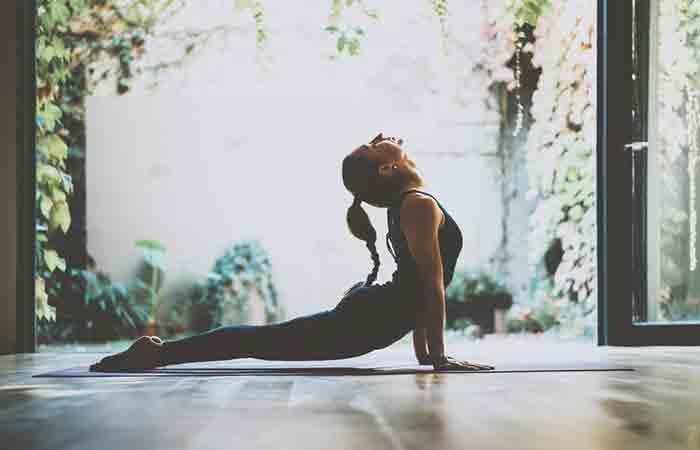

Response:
(400, 182), (425, 194)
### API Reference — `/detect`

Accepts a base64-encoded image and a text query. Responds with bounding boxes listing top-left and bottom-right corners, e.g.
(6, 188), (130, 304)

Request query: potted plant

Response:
(193, 240), (282, 330)
(445, 268), (513, 334)
(133, 239), (167, 336)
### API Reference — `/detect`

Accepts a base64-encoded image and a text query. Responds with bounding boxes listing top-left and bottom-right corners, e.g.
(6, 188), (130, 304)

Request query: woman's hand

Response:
(413, 327), (432, 365)
(368, 132), (403, 146)
(417, 355), (432, 366)
(432, 355), (494, 371)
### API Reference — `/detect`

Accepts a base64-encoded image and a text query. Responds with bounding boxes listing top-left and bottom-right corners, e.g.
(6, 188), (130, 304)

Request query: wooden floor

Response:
(2, 336), (700, 450)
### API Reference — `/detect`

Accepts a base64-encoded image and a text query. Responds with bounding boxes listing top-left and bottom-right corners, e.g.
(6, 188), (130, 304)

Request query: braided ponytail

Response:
(346, 196), (380, 286)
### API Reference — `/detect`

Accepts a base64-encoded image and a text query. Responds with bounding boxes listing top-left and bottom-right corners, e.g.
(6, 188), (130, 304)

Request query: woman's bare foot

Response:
(89, 336), (164, 372)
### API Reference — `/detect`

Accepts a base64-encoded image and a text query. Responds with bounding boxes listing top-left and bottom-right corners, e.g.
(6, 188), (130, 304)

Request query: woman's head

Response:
(341, 134), (424, 287)
(342, 135), (423, 208)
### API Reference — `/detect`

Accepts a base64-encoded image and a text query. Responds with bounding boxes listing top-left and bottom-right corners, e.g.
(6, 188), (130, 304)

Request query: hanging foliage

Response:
(524, 0), (596, 336)
(324, 0), (379, 58)
(35, 0), (182, 321)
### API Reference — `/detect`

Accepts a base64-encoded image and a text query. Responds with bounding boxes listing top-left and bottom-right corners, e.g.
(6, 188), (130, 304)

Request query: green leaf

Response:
(50, 200), (71, 233)
(37, 163), (62, 186)
(69, 0), (86, 11)
(51, 187), (67, 202)
(40, 45), (56, 63)
(38, 103), (63, 132)
(44, 249), (66, 272)
(234, 0), (254, 10)
(40, 195), (53, 219)
(135, 239), (166, 251)
(35, 277), (56, 321)
(38, 135), (69, 161)
(337, 35), (347, 53)
(324, 25), (339, 33)
(365, 9), (380, 20)
(49, 2), (71, 25)
(348, 39), (360, 56)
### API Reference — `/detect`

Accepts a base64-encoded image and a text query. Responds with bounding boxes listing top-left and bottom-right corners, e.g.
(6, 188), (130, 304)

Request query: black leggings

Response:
(158, 283), (417, 366)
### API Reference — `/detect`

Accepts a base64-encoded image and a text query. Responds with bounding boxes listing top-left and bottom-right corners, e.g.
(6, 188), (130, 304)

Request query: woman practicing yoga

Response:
(90, 133), (494, 372)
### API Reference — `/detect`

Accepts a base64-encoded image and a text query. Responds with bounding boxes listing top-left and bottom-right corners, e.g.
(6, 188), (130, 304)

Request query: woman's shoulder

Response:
(399, 191), (445, 228)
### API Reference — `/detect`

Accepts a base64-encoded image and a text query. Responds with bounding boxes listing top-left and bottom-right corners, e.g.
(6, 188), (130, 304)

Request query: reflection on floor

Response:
(1, 336), (700, 450)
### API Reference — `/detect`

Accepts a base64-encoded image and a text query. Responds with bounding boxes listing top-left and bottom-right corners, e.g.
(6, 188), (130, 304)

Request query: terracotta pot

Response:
(139, 320), (160, 337)
(446, 293), (513, 334)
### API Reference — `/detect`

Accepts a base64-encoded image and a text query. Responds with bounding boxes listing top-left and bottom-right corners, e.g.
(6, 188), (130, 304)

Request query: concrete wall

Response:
(85, 0), (512, 319)
(0, 0), (18, 354)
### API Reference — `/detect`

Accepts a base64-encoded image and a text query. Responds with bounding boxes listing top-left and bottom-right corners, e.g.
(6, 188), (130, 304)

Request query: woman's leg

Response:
(158, 309), (368, 366)
(90, 284), (412, 371)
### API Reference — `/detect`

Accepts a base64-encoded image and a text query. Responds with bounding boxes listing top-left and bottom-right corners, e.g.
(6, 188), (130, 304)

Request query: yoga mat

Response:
(34, 362), (634, 378)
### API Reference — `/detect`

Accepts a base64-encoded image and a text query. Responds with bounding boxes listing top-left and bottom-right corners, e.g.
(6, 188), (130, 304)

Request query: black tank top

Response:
(386, 189), (463, 290)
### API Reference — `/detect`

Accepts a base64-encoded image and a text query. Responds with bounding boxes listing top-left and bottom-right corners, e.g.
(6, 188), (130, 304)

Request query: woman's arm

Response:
(412, 326), (430, 364)
(401, 194), (496, 372)
(400, 195), (447, 366)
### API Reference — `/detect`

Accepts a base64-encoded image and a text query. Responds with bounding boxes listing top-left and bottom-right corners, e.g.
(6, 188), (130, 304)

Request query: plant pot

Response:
(446, 293), (513, 334)
(139, 319), (160, 337)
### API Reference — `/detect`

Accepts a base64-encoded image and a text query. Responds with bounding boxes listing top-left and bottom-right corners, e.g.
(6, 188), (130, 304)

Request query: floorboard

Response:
(2, 336), (699, 450)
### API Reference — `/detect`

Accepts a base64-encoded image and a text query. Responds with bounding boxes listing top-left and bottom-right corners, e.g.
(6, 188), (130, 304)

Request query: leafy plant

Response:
(508, 0), (552, 27)
(325, 0), (379, 58)
(133, 239), (167, 324)
(446, 268), (511, 304)
(193, 240), (281, 331)
(35, 0), (180, 321)
(519, 0), (596, 336)
(233, 0), (268, 50)
(37, 265), (150, 343)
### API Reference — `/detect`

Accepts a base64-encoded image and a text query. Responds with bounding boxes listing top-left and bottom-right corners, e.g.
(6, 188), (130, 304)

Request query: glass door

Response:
(599, 0), (700, 345)
(641, 0), (700, 327)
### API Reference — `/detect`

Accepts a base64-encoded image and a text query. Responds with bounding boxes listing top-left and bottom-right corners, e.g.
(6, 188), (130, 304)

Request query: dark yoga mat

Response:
(34, 362), (634, 378)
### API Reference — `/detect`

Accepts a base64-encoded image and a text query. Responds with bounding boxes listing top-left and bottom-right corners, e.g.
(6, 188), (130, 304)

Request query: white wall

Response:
(86, 0), (504, 318)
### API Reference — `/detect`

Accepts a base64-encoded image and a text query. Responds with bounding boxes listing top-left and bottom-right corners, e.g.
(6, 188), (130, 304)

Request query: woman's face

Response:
(364, 140), (423, 189)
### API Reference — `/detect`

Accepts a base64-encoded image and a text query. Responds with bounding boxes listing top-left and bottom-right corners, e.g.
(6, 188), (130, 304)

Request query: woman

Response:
(90, 133), (494, 372)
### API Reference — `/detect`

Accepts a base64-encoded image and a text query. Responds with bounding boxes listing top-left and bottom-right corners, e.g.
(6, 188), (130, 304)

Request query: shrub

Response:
(192, 240), (282, 331)
(37, 266), (150, 343)
(446, 269), (510, 302)
(445, 268), (513, 331)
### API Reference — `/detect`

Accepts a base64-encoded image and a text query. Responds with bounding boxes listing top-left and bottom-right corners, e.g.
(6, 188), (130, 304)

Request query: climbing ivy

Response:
(523, 0), (596, 336)
(35, 0), (181, 321)
(325, 0), (379, 58)
(234, 0), (268, 49)
(478, 0), (595, 337)
(508, 0), (552, 27)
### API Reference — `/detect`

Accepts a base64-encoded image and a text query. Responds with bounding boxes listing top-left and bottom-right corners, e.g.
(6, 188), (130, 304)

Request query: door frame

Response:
(16, 0), (37, 353)
(597, 0), (700, 345)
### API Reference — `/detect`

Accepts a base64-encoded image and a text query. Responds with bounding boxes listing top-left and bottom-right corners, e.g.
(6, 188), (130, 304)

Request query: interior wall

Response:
(0, 0), (19, 355)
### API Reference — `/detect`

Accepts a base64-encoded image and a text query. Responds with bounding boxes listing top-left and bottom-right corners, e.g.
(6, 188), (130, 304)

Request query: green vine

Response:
(429, 0), (450, 54)
(525, 0), (596, 336)
(234, 0), (268, 50)
(508, 0), (552, 27)
(35, 0), (179, 321)
(325, 0), (379, 58)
